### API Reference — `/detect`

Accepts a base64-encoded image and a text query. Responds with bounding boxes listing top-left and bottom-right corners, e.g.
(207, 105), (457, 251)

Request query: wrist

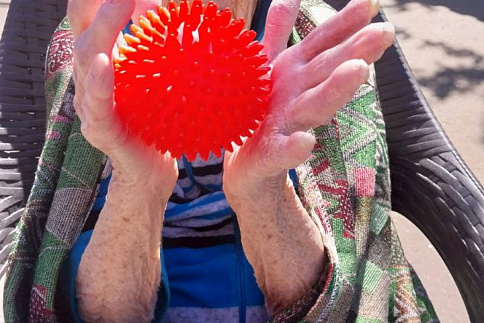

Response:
(224, 171), (291, 211)
(110, 156), (178, 195)
(110, 167), (176, 203)
(227, 172), (326, 313)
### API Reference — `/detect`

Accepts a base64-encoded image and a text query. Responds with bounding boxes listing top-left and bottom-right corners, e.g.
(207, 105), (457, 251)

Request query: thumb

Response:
(263, 0), (302, 62)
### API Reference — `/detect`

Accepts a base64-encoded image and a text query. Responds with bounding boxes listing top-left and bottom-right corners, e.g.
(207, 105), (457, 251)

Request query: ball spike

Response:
(242, 41), (264, 56)
(218, 8), (232, 27)
(226, 19), (245, 38)
(130, 24), (144, 35)
(188, 1), (203, 28)
(179, 0), (189, 21)
(204, 1), (218, 19)
(146, 10), (167, 40)
(118, 45), (136, 55)
(156, 5), (171, 25)
(168, 1), (181, 28)
(124, 34), (141, 47)
(139, 16), (153, 34)
(182, 23), (194, 47)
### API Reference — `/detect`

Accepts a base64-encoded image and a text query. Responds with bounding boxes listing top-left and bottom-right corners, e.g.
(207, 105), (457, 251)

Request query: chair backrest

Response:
(1, 0), (483, 321)
(0, 0), (67, 276)
(372, 10), (484, 323)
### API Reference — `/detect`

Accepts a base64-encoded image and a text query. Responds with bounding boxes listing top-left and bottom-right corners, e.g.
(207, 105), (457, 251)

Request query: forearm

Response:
(225, 174), (326, 315)
(76, 173), (172, 323)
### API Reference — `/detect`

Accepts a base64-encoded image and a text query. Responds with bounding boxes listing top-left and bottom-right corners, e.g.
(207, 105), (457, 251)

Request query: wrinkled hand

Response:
(224, 0), (395, 195)
(68, 0), (177, 187)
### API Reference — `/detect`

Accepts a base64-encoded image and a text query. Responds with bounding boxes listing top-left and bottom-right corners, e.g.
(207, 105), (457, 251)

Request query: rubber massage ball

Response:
(114, 0), (272, 161)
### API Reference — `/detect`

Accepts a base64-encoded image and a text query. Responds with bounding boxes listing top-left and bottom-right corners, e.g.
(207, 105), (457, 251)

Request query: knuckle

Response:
(82, 96), (97, 121)
(255, 137), (273, 170)
(72, 68), (85, 89)
(327, 86), (346, 104)
(80, 120), (91, 140)
(73, 38), (92, 66)
(80, 120), (102, 150)
(73, 95), (82, 112)
(298, 61), (317, 89)
(74, 48), (89, 66)
(85, 96), (106, 122)
(287, 97), (304, 128)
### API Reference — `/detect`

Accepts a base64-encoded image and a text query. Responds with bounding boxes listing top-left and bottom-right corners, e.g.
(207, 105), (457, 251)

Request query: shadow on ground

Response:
(417, 40), (484, 99)
(419, 65), (484, 99)
(414, 41), (484, 145)
(385, 1), (484, 144)
(388, 0), (484, 22)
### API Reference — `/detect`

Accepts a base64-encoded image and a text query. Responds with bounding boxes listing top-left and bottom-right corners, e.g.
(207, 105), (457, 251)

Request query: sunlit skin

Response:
(68, 0), (394, 321)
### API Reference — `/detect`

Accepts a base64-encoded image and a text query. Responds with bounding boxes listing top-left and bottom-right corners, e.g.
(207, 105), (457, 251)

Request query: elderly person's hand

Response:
(225, 0), (393, 181)
(68, 0), (177, 188)
(223, 0), (394, 313)
(68, 1), (178, 322)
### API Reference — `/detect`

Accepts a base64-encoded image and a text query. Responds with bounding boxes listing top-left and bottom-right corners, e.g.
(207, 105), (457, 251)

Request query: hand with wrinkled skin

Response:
(68, 0), (177, 188)
(223, 0), (394, 313)
(225, 0), (394, 187)
(67, 0), (395, 321)
(69, 1), (177, 322)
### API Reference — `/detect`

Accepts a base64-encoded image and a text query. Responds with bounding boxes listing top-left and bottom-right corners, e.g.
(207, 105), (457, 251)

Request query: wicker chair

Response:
(0, 0), (483, 321)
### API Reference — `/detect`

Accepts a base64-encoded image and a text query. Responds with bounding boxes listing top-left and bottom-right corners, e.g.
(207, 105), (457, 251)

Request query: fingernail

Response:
(382, 23), (395, 47)
(369, 0), (380, 18)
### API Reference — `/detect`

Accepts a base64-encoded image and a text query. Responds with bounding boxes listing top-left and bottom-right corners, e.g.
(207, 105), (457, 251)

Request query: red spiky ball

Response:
(114, 0), (272, 161)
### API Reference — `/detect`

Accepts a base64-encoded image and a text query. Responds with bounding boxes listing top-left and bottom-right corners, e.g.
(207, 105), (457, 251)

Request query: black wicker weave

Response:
(0, 0), (68, 277)
(0, 0), (483, 322)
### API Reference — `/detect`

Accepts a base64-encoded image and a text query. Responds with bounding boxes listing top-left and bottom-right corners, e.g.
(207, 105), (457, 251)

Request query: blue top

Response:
(61, 153), (270, 322)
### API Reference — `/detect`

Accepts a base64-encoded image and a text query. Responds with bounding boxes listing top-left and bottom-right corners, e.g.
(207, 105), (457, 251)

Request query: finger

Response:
(278, 132), (316, 170)
(301, 22), (394, 89)
(287, 59), (369, 132)
(263, 0), (302, 61)
(67, 0), (103, 37)
(83, 0), (136, 54)
(298, 0), (380, 62)
(252, 131), (315, 176)
(82, 53), (125, 150)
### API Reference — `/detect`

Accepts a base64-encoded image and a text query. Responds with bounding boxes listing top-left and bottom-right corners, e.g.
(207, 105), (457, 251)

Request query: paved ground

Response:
(0, 0), (483, 322)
